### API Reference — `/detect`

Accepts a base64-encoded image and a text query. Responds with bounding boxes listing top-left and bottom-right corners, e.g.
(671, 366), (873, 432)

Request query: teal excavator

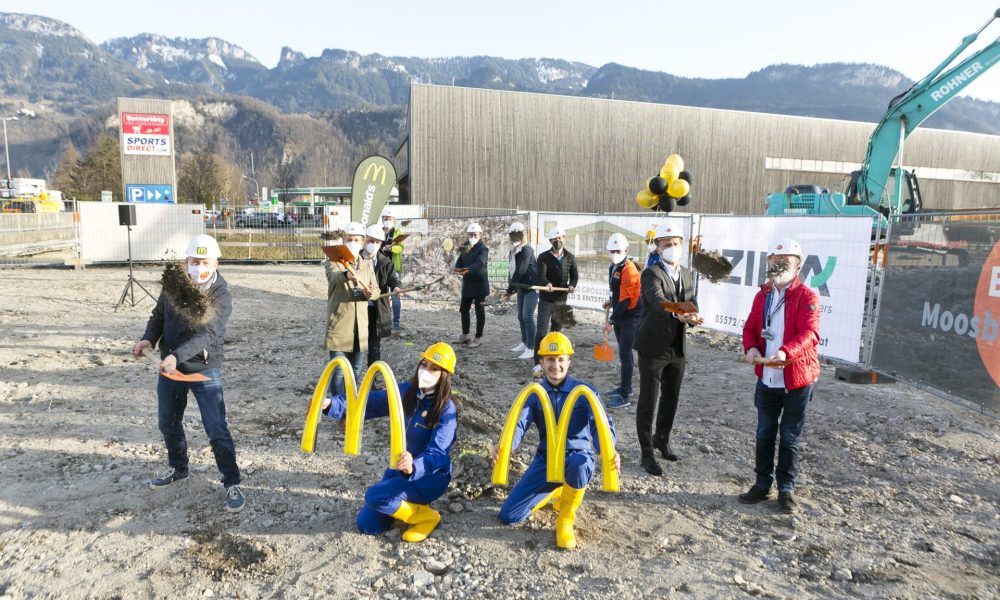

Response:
(766, 8), (1000, 231)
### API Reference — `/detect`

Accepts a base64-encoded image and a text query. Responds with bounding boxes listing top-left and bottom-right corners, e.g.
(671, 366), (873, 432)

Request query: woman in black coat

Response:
(454, 222), (490, 348)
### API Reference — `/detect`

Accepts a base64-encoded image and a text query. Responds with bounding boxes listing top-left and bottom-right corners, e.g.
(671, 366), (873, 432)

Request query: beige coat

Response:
(324, 258), (378, 352)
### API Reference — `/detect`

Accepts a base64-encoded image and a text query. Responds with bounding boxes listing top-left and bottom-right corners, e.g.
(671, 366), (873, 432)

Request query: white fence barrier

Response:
(78, 202), (205, 263)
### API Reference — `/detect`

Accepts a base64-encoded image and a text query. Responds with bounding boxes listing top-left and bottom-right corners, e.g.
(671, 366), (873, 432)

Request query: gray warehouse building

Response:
(406, 84), (1000, 214)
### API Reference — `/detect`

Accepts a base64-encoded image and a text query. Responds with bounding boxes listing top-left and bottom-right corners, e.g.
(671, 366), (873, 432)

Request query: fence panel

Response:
(78, 202), (204, 263)
(0, 212), (78, 267)
(870, 211), (1000, 414)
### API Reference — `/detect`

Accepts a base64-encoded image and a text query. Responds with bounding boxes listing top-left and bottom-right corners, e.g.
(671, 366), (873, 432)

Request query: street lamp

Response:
(1, 116), (18, 182)
(241, 174), (259, 204)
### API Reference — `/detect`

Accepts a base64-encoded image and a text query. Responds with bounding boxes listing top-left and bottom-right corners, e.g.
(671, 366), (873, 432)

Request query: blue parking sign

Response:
(126, 184), (174, 203)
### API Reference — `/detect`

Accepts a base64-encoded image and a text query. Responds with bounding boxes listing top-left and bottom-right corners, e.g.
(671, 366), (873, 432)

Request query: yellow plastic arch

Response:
(551, 385), (619, 492)
(491, 383), (559, 486)
(491, 384), (619, 492)
(300, 358), (407, 468)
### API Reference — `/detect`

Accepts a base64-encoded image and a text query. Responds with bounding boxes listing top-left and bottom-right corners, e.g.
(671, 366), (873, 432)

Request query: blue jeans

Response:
(753, 380), (812, 492)
(156, 368), (240, 487)
(328, 350), (364, 398)
(391, 293), (401, 329)
(516, 290), (538, 347)
(613, 317), (639, 397)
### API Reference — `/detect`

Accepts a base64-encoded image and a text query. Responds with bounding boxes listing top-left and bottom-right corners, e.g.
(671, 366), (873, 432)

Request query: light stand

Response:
(114, 216), (155, 311)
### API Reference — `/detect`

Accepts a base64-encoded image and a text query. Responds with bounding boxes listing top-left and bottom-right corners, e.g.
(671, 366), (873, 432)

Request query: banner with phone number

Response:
(695, 216), (872, 363)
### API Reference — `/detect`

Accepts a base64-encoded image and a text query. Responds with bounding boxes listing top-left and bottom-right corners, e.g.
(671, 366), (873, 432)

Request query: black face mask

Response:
(509, 233), (523, 244)
(550, 240), (564, 251)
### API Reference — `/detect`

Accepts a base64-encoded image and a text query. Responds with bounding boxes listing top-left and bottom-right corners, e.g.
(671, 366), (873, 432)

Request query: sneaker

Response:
(149, 468), (188, 490)
(225, 485), (246, 513)
(469, 337), (483, 349)
(605, 386), (622, 399)
(778, 491), (798, 514)
(511, 342), (527, 353)
(738, 485), (772, 505)
(457, 333), (472, 344)
(605, 394), (631, 409)
(517, 348), (534, 360)
(532, 365), (543, 378)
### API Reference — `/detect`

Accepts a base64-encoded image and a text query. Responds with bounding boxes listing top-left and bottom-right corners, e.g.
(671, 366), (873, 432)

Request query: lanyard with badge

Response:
(761, 290), (785, 341)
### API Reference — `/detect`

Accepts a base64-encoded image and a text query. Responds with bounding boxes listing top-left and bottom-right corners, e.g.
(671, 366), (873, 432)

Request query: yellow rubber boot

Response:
(555, 485), (586, 549)
(398, 503), (441, 543)
(530, 487), (563, 514)
(390, 500), (418, 524)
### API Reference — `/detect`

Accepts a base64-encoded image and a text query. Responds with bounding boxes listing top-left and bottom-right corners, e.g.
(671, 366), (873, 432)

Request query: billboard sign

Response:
(121, 112), (171, 156)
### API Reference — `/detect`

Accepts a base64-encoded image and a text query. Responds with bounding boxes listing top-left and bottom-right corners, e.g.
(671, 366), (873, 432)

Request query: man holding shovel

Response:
(131, 234), (245, 513)
(533, 227), (578, 377)
(601, 233), (641, 409)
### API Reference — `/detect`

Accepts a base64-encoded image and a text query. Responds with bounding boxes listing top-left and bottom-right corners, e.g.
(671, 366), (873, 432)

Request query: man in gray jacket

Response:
(132, 234), (245, 513)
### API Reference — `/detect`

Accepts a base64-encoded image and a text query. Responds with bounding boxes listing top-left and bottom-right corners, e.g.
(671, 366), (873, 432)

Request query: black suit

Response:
(367, 253), (401, 365)
(633, 262), (697, 452)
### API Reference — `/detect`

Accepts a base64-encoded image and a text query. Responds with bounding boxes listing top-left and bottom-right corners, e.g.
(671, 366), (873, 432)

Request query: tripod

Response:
(114, 224), (155, 311)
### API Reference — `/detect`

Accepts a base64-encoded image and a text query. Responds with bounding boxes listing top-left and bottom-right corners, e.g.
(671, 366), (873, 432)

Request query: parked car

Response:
(235, 212), (281, 228)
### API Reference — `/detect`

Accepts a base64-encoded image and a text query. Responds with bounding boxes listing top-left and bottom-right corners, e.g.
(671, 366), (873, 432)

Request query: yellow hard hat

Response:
(537, 332), (574, 356)
(421, 342), (456, 373)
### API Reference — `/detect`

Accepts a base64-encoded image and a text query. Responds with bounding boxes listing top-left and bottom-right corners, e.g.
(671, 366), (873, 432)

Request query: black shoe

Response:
(653, 439), (679, 462)
(778, 491), (797, 514)
(737, 485), (771, 504)
(149, 468), (188, 490)
(640, 453), (663, 477)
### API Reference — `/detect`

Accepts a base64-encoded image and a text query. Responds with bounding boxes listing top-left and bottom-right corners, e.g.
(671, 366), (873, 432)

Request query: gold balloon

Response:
(665, 154), (684, 172)
(659, 162), (680, 183)
(636, 189), (659, 208)
(667, 178), (690, 199)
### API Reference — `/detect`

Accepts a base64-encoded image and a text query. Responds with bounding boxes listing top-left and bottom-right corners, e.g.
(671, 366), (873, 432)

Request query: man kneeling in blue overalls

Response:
(495, 332), (620, 549)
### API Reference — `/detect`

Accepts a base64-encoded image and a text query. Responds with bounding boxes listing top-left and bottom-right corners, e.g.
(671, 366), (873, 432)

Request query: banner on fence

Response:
(695, 216), (871, 363)
(535, 213), (693, 310)
(872, 214), (1000, 412)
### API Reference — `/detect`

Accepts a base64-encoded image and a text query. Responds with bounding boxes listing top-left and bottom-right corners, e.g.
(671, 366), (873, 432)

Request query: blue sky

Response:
(12, 0), (1000, 103)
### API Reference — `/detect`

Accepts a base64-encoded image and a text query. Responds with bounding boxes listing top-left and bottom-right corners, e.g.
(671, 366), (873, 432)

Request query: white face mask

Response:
(187, 264), (214, 284)
(382, 219), (394, 231)
(365, 242), (380, 256)
(346, 241), (363, 257)
(417, 367), (441, 390)
(609, 251), (627, 265)
(468, 235), (479, 244)
(660, 245), (681, 264)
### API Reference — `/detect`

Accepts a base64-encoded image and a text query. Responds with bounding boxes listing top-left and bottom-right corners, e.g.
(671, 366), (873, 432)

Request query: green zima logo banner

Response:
(351, 156), (396, 227)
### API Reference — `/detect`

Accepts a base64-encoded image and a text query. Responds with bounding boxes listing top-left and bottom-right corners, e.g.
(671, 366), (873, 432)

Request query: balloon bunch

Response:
(636, 154), (693, 213)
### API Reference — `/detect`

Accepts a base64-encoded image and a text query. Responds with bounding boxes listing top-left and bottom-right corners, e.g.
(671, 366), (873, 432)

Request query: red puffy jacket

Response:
(742, 276), (821, 390)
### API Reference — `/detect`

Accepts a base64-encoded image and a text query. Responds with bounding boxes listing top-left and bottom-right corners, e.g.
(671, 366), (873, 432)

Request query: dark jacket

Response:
(536, 249), (579, 303)
(507, 244), (537, 294)
(742, 277), (821, 390)
(142, 272), (232, 374)
(368, 252), (402, 338)
(633, 263), (697, 358)
(455, 240), (490, 298)
(609, 258), (642, 323)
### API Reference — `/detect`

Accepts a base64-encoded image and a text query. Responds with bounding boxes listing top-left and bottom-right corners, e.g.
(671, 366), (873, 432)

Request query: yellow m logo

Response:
(301, 358), (406, 466)
(492, 383), (619, 492)
(363, 163), (388, 185)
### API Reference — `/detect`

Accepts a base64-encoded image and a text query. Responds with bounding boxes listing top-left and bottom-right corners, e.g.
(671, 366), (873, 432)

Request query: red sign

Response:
(121, 112), (170, 135)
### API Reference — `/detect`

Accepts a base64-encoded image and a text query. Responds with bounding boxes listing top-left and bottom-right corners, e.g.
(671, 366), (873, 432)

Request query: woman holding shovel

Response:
(601, 233), (641, 409)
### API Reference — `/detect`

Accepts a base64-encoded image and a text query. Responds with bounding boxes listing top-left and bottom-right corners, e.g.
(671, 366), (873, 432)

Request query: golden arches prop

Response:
(492, 384), (619, 492)
(300, 357), (407, 467)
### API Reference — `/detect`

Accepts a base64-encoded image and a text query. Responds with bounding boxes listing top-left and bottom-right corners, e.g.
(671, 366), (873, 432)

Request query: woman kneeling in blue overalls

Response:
(324, 342), (458, 542)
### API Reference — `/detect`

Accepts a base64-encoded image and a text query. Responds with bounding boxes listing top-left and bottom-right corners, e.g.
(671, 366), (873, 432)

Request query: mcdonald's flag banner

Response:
(871, 215), (1000, 413)
(351, 155), (396, 227)
(695, 216), (872, 363)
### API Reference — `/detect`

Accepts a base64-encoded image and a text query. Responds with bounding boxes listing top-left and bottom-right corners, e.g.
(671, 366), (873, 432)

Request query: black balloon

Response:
(678, 171), (692, 183)
(677, 195), (691, 207)
(648, 176), (668, 195)
(655, 195), (676, 213)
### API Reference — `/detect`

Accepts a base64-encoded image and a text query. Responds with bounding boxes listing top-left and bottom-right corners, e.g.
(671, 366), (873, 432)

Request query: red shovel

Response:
(593, 308), (615, 362)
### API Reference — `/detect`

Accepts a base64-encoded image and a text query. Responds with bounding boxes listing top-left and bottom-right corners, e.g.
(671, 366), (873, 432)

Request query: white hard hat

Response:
(652, 222), (684, 241)
(365, 224), (384, 239)
(381, 208), (395, 219)
(508, 222), (526, 233)
(606, 233), (629, 252)
(768, 238), (803, 258)
(467, 223), (483, 234)
(345, 221), (366, 237)
(185, 234), (221, 259)
(546, 226), (565, 240)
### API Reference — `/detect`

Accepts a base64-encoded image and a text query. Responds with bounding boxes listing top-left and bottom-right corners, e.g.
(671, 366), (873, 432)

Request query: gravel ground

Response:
(0, 264), (997, 599)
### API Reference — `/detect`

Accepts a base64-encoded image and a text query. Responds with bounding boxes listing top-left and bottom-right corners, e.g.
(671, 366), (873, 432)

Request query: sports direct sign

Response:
(121, 112), (171, 156)
(696, 216), (872, 363)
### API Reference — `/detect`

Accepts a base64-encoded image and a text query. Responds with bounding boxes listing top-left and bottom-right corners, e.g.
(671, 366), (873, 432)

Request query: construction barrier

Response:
(77, 202), (205, 263)
(301, 357), (407, 467)
(492, 383), (619, 493)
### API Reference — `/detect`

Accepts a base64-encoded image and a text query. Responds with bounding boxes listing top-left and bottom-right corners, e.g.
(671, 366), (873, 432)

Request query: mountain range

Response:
(2, 12), (998, 187)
